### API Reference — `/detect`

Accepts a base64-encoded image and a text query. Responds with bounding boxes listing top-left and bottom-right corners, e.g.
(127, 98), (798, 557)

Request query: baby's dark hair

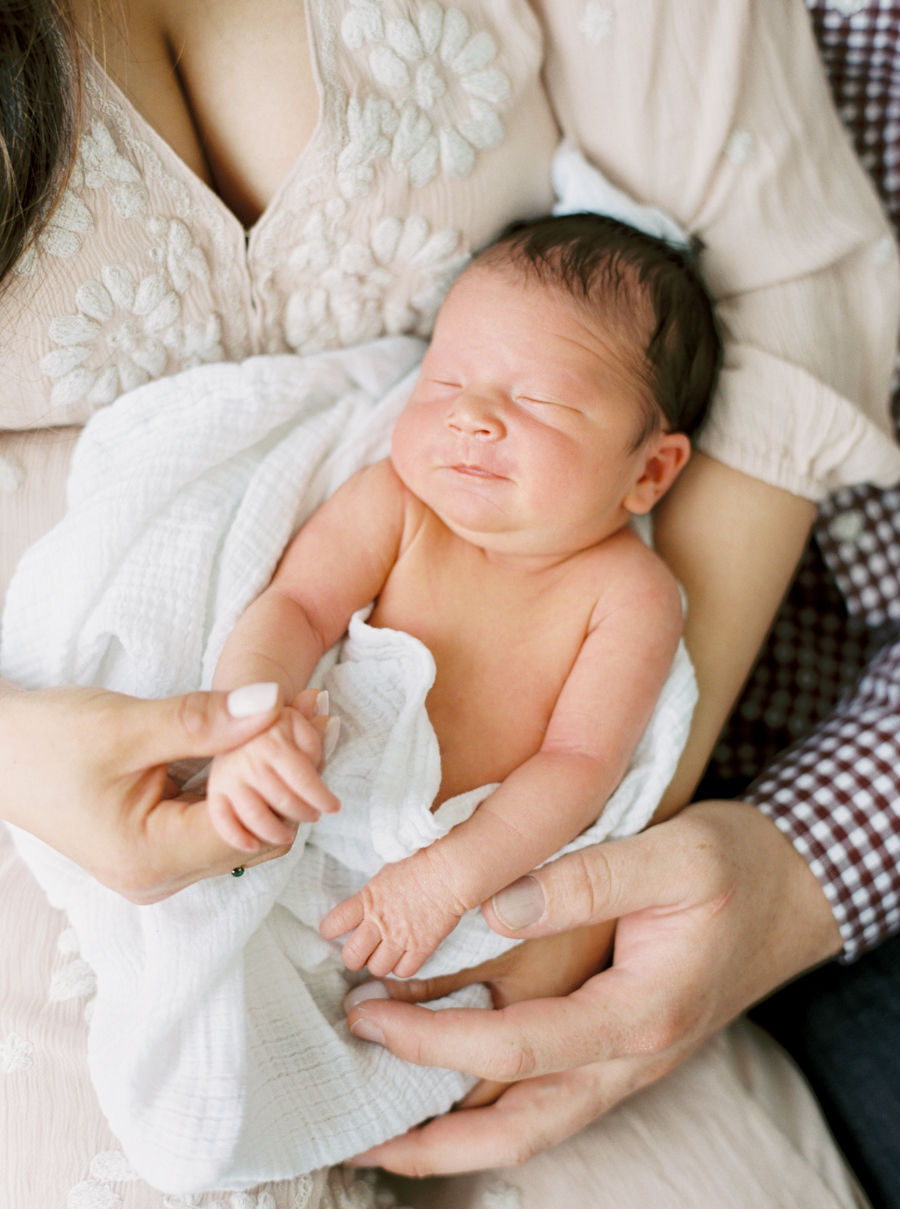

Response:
(478, 213), (721, 444)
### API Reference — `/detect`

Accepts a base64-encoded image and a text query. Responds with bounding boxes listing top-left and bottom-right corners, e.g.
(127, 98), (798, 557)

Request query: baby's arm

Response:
(321, 534), (684, 976)
(208, 460), (407, 851)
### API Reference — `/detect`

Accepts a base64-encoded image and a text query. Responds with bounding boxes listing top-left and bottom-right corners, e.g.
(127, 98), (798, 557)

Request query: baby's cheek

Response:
(389, 409), (415, 477)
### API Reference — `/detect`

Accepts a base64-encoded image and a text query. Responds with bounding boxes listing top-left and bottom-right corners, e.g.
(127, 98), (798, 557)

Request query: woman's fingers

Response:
(0, 685), (297, 901)
(118, 686), (282, 770)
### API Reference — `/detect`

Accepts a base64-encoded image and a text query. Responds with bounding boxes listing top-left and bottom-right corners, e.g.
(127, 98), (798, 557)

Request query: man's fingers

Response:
(347, 968), (660, 1081)
(122, 688), (282, 769)
(351, 1066), (611, 1176)
(485, 815), (727, 939)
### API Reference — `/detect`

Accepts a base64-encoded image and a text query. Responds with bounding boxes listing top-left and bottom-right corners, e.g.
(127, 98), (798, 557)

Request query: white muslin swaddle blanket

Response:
(0, 148), (698, 1193)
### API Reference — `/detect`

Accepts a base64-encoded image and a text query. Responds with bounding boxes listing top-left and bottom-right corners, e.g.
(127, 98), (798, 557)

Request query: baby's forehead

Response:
(440, 257), (650, 367)
(427, 256), (659, 430)
(452, 251), (646, 327)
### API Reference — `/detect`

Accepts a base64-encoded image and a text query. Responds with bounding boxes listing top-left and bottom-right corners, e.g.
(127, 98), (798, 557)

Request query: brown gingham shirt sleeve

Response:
(735, 0), (900, 961)
(745, 635), (900, 961)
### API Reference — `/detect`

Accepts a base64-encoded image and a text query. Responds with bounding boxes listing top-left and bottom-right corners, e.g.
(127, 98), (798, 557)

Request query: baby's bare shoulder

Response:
(583, 527), (683, 628)
(338, 458), (415, 520)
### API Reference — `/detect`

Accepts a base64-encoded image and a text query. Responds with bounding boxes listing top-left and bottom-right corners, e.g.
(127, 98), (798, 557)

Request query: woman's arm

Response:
(652, 453), (816, 816)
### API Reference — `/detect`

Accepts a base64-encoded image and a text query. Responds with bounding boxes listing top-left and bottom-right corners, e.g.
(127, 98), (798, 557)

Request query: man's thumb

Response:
(126, 683), (281, 767)
(483, 829), (681, 938)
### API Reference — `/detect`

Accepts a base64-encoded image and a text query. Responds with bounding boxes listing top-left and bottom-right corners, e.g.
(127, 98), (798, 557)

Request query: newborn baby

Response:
(209, 212), (720, 978)
(1, 207), (718, 1193)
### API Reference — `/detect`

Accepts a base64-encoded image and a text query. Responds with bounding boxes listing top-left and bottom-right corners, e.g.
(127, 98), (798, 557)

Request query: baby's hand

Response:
(320, 849), (466, 978)
(207, 698), (340, 852)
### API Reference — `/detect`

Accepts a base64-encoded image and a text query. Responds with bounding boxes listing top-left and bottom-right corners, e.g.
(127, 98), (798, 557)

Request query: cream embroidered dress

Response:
(1, 2), (898, 1207)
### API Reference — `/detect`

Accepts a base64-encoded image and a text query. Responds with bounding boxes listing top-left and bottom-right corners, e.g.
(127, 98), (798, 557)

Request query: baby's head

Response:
(392, 213), (721, 558)
(478, 212), (720, 448)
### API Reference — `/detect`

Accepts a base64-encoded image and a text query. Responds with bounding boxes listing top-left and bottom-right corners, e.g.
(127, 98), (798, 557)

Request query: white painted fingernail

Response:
(343, 980), (390, 1012)
(323, 715), (341, 760)
(314, 690), (330, 717)
(227, 682), (279, 718)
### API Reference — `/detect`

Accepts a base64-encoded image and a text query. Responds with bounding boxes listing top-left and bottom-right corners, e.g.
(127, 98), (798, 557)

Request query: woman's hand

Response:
(345, 801), (843, 1176)
(0, 682), (328, 902)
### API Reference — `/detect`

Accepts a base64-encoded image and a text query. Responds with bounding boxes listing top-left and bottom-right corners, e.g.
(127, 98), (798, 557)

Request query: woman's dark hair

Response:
(0, 0), (81, 285)
(481, 213), (722, 443)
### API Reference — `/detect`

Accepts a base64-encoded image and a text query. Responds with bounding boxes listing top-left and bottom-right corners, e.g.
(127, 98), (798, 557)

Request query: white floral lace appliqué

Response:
(578, 1), (615, 45)
(48, 957), (97, 1003)
(474, 1179), (523, 1209)
(285, 201), (466, 352)
(0, 453), (26, 494)
(0, 1031), (34, 1072)
(339, 1), (510, 195)
(13, 171), (94, 276)
(725, 129), (755, 165)
(37, 111), (224, 409)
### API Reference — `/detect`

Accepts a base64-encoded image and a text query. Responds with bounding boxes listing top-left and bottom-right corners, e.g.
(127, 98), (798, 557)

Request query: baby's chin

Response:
(429, 509), (587, 565)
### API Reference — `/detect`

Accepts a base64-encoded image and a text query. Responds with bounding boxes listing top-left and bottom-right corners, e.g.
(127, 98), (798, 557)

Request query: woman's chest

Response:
(2, 0), (558, 433)
(70, 0), (320, 228)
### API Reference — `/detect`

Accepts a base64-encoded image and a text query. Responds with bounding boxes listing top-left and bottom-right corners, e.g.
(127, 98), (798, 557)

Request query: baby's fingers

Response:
(273, 742), (340, 816)
(221, 784), (297, 849)
(362, 937), (409, 978)
(320, 893), (365, 940)
(344, 926), (401, 976)
(238, 761), (322, 828)
(292, 687), (328, 721)
(285, 698), (341, 770)
(207, 789), (267, 853)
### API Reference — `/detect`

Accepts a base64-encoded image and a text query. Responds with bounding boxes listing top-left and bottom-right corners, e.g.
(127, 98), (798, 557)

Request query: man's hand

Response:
(343, 801), (842, 1176)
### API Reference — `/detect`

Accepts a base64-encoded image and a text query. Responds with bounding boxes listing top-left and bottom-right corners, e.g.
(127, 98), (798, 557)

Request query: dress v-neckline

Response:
(83, 5), (325, 242)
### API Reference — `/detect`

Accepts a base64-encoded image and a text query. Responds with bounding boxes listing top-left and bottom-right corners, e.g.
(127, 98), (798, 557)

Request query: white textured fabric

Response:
(0, 336), (696, 1192)
(551, 139), (691, 249)
(0, 339), (423, 698)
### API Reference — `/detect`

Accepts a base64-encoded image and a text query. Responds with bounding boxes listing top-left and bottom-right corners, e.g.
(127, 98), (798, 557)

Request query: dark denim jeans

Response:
(751, 931), (900, 1209)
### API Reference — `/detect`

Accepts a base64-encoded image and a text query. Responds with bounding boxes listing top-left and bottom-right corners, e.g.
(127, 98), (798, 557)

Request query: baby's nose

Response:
(448, 393), (505, 438)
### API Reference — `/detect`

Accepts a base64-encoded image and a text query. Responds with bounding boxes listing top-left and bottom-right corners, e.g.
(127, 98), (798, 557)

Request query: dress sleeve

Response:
(744, 632), (900, 960)
(530, 0), (900, 499)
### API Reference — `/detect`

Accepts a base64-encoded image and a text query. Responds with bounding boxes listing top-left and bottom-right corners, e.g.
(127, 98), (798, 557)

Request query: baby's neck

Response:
(419, 503), (628, 577)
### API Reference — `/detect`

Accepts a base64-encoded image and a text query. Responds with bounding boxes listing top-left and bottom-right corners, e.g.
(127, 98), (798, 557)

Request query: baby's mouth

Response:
(448, 463), (506, 479)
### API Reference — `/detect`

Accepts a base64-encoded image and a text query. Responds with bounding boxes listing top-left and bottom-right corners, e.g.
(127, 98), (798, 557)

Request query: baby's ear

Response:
(622, 432), (691, 515)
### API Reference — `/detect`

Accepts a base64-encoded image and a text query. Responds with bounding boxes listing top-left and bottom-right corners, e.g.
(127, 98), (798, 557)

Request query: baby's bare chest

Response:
(369, 543), (600, 798)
